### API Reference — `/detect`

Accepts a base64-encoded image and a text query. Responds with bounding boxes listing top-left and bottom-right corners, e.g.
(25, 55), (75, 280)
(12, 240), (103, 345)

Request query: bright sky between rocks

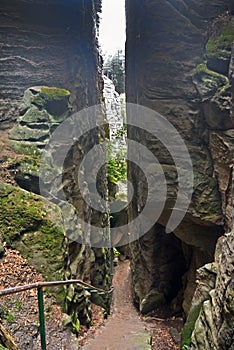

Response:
(99, 0), (126, 55)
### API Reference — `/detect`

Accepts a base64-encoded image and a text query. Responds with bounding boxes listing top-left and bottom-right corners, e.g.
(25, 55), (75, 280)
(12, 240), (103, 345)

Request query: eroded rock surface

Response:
(0, 181), (65, 299)
(126, 1), (233, 345)
(0, 0), (102, 128)
(6, 84), (112, 332)
(190, 231), (234, 350)
(1, 0), (111, 333)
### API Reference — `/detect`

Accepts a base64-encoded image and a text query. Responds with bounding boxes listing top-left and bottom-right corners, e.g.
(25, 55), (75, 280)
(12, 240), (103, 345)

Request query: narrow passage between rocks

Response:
(80, 260), (181, 350)
(81, 260), (151, 350)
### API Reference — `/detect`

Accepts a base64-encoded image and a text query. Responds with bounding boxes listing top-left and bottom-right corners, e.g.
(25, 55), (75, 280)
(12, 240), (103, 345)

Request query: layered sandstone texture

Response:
(126, 1), (234, 345)
(7, 84), (111, 331)
(0, 0), (111, 333)
(0, 0), (102, 128)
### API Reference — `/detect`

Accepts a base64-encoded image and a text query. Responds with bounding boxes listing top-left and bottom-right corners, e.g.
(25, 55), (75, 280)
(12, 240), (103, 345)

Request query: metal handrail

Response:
(0, 279), (114, 350)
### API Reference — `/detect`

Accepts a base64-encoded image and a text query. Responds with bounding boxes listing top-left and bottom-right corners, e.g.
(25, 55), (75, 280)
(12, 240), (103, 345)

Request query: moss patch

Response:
(195, 63), (229, 97)
(31, 87), (70, 106)
(206, 17), (234, 60)
(40, 87), (70, 99)
(0, 182), (43, 245)
(0, 182), (65, 300)
(15, 155), (40, 175)
(181, 305), (202, 348)
(195, 63), (228, 81)
(9, 142), (41, 157)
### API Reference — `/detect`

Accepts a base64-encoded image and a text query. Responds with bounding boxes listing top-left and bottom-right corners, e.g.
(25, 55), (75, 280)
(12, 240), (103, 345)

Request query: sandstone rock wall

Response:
(188, 40), (234, 347)
(0, 0), (111, 333)
(186, 13), (234, 350)
(0, 0), (102, 128)
(6, 85), (112, 331)
(126, 0), (233, 331)
(190, 230), (234, 350)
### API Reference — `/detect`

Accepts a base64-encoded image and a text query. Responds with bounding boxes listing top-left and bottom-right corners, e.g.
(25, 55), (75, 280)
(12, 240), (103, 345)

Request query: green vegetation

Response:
(14, 300), (22, 311)
(107, 126), (127, 184)
(5, 153), (41, 179)
(181, 346), (191, 350)
(10, 142), (41, 157)
(113, 248), (120, 257)
(195, 63), (228, 81)
(6, 313), (14, 323)
(31, 87), (70, 109)
(103, 50), (125, 94)
(195, 63), (229, 95)
(40, 87), (70, 99)
(107, 149), (127, 184)
(16, 155), (40, 175)
(206, 18), (234, 59)
(181, 305), (202, 349)
(0, 305), (15, 324)
(0, 182), (65, 301)
(0, 182), (44, 246)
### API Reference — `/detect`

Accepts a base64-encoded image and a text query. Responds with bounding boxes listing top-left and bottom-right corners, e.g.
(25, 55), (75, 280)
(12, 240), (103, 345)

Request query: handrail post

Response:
(0, 279), (113, 349)
(37, 287), (46, 350)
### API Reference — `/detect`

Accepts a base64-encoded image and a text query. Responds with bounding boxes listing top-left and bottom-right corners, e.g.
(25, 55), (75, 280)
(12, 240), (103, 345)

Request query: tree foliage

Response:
(103, 50), (125, 94)
(106, 126), (127, 184)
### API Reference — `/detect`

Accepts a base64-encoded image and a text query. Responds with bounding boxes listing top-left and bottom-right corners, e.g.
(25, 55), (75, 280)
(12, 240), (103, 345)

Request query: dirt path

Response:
(80, 260), (182, 350)
(81, 261), (151, 350)
(0, 251), (182, 350)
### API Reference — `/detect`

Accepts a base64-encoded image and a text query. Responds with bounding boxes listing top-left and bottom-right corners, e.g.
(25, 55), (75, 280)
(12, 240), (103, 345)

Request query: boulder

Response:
(0, 181), (65, 299)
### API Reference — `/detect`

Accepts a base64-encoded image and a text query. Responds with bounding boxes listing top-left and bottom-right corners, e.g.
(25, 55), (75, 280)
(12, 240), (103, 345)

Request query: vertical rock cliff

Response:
(126, 1), (233, 348)
(0, 0), (111, 333)
(0, 0), (102, 128)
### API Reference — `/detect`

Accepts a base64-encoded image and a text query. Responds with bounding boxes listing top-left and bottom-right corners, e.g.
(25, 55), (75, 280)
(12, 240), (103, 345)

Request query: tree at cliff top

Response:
(103, 50), (125, 94)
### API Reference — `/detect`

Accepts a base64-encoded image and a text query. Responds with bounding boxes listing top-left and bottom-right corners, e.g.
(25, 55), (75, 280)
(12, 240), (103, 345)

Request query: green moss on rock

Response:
(9, 125), (49, 143)
(40, 87), (70, 99)
(0, 182), (65, 300)
(206, 17), (234, 60)
(0, 182), (43, 245)
(30, 87), (70, 107)
(10, 142), (41, 157)
(195, 63), (228, 82)
(181, 305), (202, 349)
(21, 157), (40, 174)
(195, 63), (229, 98)
(194, 62), (232, 129)
(18, 106), (50, 124)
